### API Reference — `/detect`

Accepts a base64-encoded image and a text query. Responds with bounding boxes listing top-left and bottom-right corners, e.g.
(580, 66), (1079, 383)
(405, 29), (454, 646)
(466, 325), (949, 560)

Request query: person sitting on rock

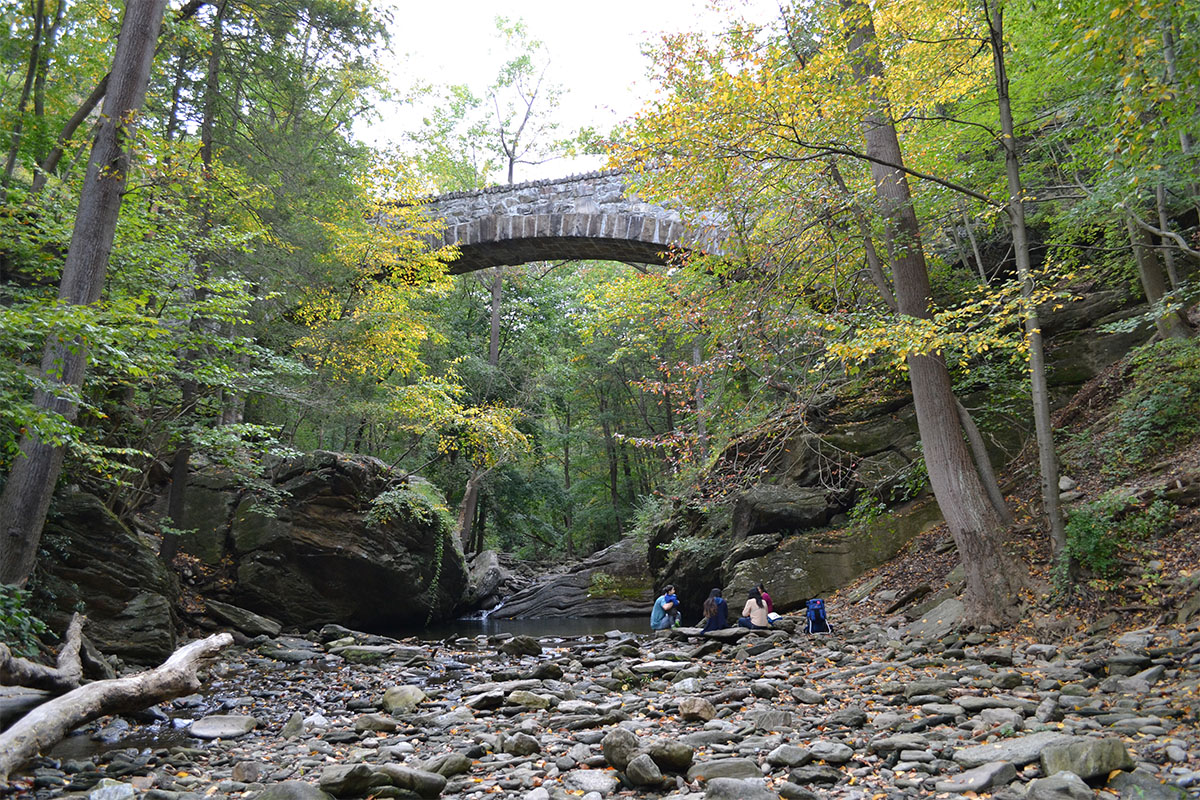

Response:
(699, 588), (728, 632)
(737, 588), (771, 629)
(757, 582), (774, 614)
(650, 584), (680, 630)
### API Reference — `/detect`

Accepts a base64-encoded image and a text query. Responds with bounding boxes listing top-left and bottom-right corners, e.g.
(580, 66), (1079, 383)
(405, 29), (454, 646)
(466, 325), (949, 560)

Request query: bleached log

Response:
(0, 632), (232, 784)
(0, 613), (85, 694)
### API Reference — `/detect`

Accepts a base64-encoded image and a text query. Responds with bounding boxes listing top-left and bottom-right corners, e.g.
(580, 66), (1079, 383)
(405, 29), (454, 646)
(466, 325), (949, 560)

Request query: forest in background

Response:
(0, 0), (1197, 624)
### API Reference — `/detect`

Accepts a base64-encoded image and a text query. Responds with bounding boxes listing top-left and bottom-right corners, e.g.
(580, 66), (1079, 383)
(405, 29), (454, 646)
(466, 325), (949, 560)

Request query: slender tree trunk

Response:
(561, 402), (574, 557)
(829, 160), (896, 310)
(29, 76), (108, 197)
(984, 0), (1064, 555)
(163, 0), (226, 564)
(1126, 214), (1193, 339)
(2, 0), (45, 188)
(598, 393), (624, 538)
(0, 0), (168, 587)
(488, 268), (503, 370)
(954, 398), (1013, 525)
(457, 470), (484, 553)
(1156, 181), (1181, 288)
(961, 204), (989, 283)
(31, 0), (65, 140)
(692, 338), (708, 460)
(842, 0), (1022, 624)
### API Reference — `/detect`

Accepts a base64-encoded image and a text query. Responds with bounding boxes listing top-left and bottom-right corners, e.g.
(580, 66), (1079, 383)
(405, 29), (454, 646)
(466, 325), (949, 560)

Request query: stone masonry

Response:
(414, 170), (727, 272)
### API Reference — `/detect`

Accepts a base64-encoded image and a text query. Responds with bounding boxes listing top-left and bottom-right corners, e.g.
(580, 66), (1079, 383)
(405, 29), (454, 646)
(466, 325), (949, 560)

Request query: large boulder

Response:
(227, 452), (467, 631)
(490, 537), (653, 618)
(459, 550), (531, 611)
(33, 490), (178, 662)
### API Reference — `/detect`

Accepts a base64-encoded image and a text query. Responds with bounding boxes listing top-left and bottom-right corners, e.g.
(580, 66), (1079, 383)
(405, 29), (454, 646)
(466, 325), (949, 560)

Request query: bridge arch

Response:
(417, 170), (727, 273)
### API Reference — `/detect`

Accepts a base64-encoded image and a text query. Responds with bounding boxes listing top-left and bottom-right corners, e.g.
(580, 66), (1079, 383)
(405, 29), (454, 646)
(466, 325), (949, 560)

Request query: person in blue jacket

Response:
(650, 584), (680, 630)
(699, 588), (728, 632)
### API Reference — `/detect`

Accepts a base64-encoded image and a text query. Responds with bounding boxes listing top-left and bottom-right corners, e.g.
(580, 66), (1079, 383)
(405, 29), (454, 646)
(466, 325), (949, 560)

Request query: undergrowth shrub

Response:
(1056, 491), (1177, 592)
(0, 584), (49, 659)
(1102, 339), (1200, 476)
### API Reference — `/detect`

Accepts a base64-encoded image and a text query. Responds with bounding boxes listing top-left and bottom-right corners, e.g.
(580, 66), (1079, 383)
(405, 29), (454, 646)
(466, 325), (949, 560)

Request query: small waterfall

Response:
(480, 600), (505, 620)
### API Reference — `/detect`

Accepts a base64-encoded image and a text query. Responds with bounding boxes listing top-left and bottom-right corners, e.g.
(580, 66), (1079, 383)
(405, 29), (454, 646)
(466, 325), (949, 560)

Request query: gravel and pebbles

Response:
(10, 605), (1200, 800)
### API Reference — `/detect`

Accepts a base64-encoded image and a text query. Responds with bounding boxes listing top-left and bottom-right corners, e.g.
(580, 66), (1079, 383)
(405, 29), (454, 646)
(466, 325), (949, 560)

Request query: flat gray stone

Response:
(1041, 736), (1134, 780)
(375, 764), (448, 798)
(808, 741), (853, 764)
(189, 714), (257, 739)
(688, 758), (763, 781)
(953, 731), (1074, 768)
(1025, 772), (1094, 800)
(563, 769), (618, 794)
(87, 779), (136, 800)
(205, 599), (282, 637)
(767, 745), (812, 768)
(935, 761), (1017, 793)
(908, 598), (965, 639)
(704, 777), (779, 799)
(382, 684), (426, 714)
(251, 782), (333, 800)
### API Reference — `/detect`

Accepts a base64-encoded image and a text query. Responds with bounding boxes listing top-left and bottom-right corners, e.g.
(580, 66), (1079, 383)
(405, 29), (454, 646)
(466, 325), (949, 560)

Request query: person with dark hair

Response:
(650, 584), (680, 630)
(699, 588), (728, 632)
(738, 587), (771, 629)
(756, 583), (774, 614)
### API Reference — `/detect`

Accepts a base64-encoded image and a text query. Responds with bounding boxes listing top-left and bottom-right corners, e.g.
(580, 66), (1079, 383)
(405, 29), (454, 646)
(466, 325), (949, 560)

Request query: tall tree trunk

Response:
(457, 470), (484, 553)
(1156, 181), (1181, 289)
(841, 0), (1022, 624)
(692, 337), (708, 460)
(961, 204), (989, 283)
(598, 393), (624, 538)
(0, 0), (168, 587)
(163, 0), (226, 564)
(2, 0), (45, 188)
(488, 268), (503, 371)
(560, 402), (574, 557)
(1126, 214), (1193, 339)
(985, 0), (1064, 556)
(31, 0), (66, 140)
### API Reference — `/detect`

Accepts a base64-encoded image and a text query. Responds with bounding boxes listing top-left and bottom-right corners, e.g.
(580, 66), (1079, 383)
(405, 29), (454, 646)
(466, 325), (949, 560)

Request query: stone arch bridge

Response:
(415, 170), (727, 273)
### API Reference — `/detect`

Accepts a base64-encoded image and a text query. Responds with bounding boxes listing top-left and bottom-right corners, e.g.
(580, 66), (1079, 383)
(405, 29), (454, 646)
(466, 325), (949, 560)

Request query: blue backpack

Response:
(806, 598), (831, 634)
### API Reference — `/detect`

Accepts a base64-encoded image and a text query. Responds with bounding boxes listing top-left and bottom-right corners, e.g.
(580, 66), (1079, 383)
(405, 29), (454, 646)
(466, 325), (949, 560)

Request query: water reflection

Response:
(415, 615), (647, 641)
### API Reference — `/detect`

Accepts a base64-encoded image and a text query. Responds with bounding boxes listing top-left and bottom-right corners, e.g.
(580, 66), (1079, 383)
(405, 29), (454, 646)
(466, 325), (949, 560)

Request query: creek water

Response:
(414, 614), (647, 641)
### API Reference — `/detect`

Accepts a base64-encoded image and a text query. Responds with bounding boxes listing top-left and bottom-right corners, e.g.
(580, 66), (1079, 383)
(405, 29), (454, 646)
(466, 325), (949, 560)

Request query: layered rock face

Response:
(488, 538), (654, 619)
(650, 285), (1154, 612)
(34, 491), (178, 662)
(182, 452), (467, 632)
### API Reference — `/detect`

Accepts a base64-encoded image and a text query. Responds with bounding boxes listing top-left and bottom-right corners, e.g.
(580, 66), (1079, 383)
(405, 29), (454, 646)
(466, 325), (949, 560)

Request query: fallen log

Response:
(0, 632), (232, 784)
(0, 613), (85, 694)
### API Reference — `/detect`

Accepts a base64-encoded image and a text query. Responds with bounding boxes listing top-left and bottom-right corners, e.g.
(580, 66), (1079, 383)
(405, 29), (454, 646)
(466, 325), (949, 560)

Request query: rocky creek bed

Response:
(8, 602), (1200, 800)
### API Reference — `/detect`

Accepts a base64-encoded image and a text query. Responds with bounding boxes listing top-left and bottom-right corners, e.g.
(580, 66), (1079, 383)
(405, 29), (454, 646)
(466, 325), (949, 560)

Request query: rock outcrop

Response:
(489, 538), (654, 618)
(33, 490), (178, 662)
(182, 451), (467, 631)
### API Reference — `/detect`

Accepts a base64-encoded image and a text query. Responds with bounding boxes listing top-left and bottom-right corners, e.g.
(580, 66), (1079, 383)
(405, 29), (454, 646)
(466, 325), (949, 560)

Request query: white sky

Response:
(361, 0), (781, 181)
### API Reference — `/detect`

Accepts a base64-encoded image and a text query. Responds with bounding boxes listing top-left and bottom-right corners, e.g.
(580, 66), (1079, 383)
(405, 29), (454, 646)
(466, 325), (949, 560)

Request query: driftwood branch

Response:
(0, 612), (84, 694)
(0, 632), (232, 784)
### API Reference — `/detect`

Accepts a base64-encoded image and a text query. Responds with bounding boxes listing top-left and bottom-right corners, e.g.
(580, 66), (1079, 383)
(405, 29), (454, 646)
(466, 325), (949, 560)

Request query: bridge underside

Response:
(423, 211), (722, 274)
(447, 236), (681, 273)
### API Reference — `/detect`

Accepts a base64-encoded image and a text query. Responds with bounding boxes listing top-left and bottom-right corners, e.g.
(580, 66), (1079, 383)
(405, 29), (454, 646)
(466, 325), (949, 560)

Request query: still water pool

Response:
(414, 614), (648, 641)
